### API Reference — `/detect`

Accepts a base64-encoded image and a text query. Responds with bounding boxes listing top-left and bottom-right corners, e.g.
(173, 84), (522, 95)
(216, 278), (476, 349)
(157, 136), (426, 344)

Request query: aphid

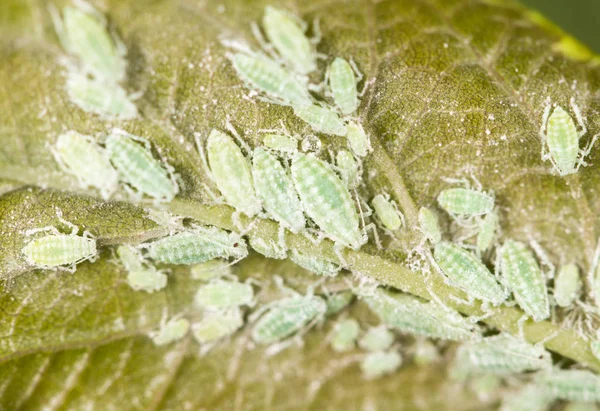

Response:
(363, 289), (477, 341)
(52, 131), (119, 200)
(190, 259), (232, 281)
(51, 2), (127, 82)
(252, 147), (305, 232)
(328, 57), (359, 115)
(418, 207), (442, 244)
(66, 72), (138, 120)
(290, 249), (341, 277)
(360, 350), (402, 380)
(191, 308), (244, 345)
(263, 133), (298, 154)
(143, 226), (247, 265)
(325, 291), (354, 315)
(554, 263), (582, 307)
(251, 295), (326, 345)
(329, 318), (360, 352)
(293, 104), (347, 136)
(194, 279), (254, 309)
(535, 369), (600, 402)
(117, 245), (167, 293)
(149, 318), (190, 346)
(411, 339), (440, 366)
(434, 241), (508, 305)
(372, 193), (404, 231)
(206, 129), (261, 217)
(358, 325), (394, 352)
(249, 237), (287, 259)
(291, 152), (363, 249)
(105, 129), (177, 201)
(229, 52), (312, 107)
(499, 240), (550, 321)
(539, 102), (598, 176)
(500, 384), (553, 411)
(345, 121), (371, 157)
(476, 209), (499, 253)
(452, 334), (552, 376)
(262, 6), (316, 75)
(336, 150), (360, 190)
(437, 187), (494, 218)
(22, 218), (96, 271)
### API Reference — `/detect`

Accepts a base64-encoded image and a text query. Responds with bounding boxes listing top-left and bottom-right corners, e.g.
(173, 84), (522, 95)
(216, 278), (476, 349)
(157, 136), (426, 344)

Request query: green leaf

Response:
(1, 0), (600, 408)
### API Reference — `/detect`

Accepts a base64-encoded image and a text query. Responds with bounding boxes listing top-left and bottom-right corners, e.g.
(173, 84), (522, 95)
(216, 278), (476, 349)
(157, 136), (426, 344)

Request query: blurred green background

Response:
(521, 0), (600, 53)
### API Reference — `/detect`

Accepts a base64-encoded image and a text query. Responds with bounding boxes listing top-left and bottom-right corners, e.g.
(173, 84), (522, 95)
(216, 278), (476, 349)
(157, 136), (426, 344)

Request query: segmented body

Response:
(291, 153), (362, 249)
(372, 194), (402, 231)
(500, 240), (549, 321)
(293, 104), (347, 136)
(105, 130), (177, 201)
(144, 227), (247, 265)
(329, 57), (358, 115)
(554, 263), (581, 307)
(476, 210), (498, 252)
(263, 133), (298, 154)
(22, 235), (96, 268)
(543, 106), (580, 175)
(252, 148), (305, 232)
(345, 121), (370, 157)
(437, 188), (494, 217)
(194, 280), (254, 309)
(290, 249), (340, 277)
(434, 241), (507, 304)
(206, 129), (261, 217)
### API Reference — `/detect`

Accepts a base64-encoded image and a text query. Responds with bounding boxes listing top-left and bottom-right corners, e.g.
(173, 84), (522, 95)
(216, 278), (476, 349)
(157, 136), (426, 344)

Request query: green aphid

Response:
(372, 194), (404, 231)
(437, 187), (494, 218)
(190, 259), (232, 281)
(476, 209), (498, 253)
(117, 245), (167, 293)
(263, 133), (298, 154)
(358, 325), (394, 352)
(554, 263), (582, 308)
(293, 104), (347, 136)
(194, 280), (254, 309)
(325, 291), (355, 315)
(328, 57), (359, 115)
(329, 318), (360, 352)
(418, 207), (442, 244)
(249, 237), (287, 260)
(191, 308), (244, 345)
(336, 150), (360, 190)
(345, 121), (371, 157)
(149, 318), (190, 346)
(360, 350), (402, 380)
(290, 249), (341, 277)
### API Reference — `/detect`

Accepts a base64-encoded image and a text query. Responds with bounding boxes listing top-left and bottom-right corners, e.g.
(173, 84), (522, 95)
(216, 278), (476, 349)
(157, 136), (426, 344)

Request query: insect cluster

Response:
(20, 1), (600, 404)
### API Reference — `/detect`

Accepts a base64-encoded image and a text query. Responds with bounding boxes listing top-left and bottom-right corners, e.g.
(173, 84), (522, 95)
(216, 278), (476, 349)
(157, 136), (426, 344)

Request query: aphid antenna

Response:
(249, 22), (278, 61)
(527, 235), (556, 279)
(569, 98), (588, 137)
(221, 39), (252, 54)
(225, 119), (253, 155)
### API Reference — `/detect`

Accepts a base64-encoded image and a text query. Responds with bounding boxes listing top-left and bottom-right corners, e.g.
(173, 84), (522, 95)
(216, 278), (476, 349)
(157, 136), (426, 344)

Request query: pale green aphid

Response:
(66, 72), (138, 120)
(190, 259), (232, 281)
(500, 240), (550, 322)
(325, 291), (354, 315)
(293, 104), (347, 136)
(476, 209), (498, 253)
(290, 249), (341, 277)
(291, 152), (363, 249)
(117, 245), (167, 293)
(328, 57), (359, 115)
(360, 350), (402, 380)
(149, 318), (190, 346)
(437, 187), (494, 218)
(535, 369), (600, 402)
(105, 129), (178, 201)
(262, 6), (316, 75)
(194, 279), (254, 309)
(500, 384), (553, 411)
(206, 129), (261, 217)
(191, 308), (244, 344)
(372, 193), (404, 231)
(539, 102), (598, 176)
(252, 147), (305, 232)
(554, 262), (582, 307)
(345, 121), (371, 157)
(143, 227), (247, 265)
(329, 318), (360, 352)
(249, 237), (287, 259)
(364, 289), (477, 341)
(358, 325), (394, 352)
(336, 150), (360, 190)
(51, 2), (127, 83)
(251, 295), (327, 345)
(263, 133), (298, 154)
(229, 52), (312, 107)
(434, 241), (508, 304)
(452, 334), (551, 377)
(412, 339), (440, 366)
(418, 207), (442, 244)
(52, 131), (119, 200)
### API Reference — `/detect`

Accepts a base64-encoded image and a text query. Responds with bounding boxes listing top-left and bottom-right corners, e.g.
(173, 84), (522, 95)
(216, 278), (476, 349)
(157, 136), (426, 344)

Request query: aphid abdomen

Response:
(329, 57), (358, 115)
(293, 105), (347, 136)
(251, 296), (326, 344)
(105, 131), (176, 201)
(22, 235), (96, 267)
(252, 148), (305, 232)
(206, 129), (261, 217)
(500, 240), (549, 321)
(437, 188), (494, 216)
(434, 241), (507, 304)
(554, 263), (582, 307)
(230, 53), (312, 107)
(546, 106), (579, 175)
(372, 194), (402, 231)
(291, 153), (362, 249)
(194, 280), (254, 309)
(145, 228), (247, 265)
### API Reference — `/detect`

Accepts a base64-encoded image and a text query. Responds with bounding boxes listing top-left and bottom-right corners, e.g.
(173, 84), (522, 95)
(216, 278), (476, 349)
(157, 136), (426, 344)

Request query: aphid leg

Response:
(534, 329), (559, 349)
(48, 4), (71, 53)
(570, 99), (588, 137)
(517, 314), (528, 339)
(264, 337), (296, 357)
(310, 18), (322, 45)
(539, 104), (552, 162)
(468, 302), (495, 323)
(250, 22), (277, 60)
(123, 183), (143, 204)
(54, 210), (80, 236)
(528, 237), (555, 279)
(277, 224), (287, 250)
(224, 120), (253, 156)
(442, 176), (471, 189)
(449, 293), (474, 306)
(576, 133), (599, 170)
(334, 244), (349, 267)
(363, 222), (381, 250)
